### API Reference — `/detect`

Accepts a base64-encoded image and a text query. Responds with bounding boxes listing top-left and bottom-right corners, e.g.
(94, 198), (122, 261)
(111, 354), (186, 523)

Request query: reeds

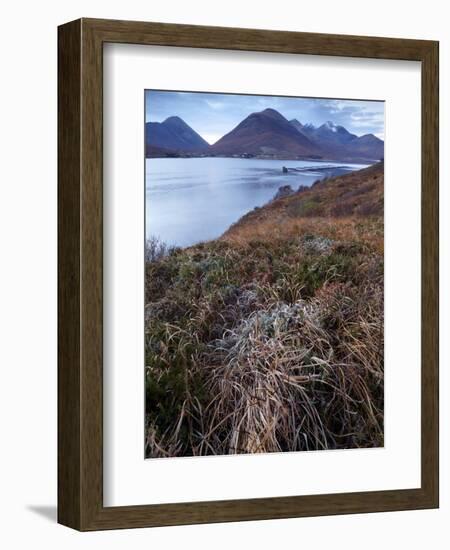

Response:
(144, 222), (384, 458)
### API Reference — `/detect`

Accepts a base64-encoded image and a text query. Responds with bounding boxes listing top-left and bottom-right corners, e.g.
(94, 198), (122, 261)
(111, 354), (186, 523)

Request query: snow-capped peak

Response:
(325, 120), (338, 132)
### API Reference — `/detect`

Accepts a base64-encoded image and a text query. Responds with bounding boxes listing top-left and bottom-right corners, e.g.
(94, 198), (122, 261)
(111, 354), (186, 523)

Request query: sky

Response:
(145, 90), (385, 145)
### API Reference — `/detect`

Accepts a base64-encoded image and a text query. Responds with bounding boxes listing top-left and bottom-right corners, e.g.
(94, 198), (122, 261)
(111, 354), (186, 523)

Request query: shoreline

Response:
(145, 162), (378, 249)
(146, 154), (380, 164)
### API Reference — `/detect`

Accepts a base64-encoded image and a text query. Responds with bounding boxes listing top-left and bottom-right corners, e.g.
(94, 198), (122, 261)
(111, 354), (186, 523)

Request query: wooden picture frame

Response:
(58, 18), (439, 531)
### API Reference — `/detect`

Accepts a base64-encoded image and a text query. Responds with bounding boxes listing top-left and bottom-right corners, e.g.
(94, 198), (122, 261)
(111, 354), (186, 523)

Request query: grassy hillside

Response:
(145, 163), (384, 458)
(224, 162), (383, 240)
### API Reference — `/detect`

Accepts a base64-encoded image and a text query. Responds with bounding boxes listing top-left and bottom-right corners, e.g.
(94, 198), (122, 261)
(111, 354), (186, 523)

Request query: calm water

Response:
(145, 157), (368, 247)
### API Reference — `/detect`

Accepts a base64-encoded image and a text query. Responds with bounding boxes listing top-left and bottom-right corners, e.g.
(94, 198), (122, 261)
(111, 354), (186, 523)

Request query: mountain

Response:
(209, 108), (322, 158)
(289, 118), (305, 134)
(290, 119), (358, 146)
(289, 119), (383, 161)
(345, 134), (384, 160)
(312, 121), (358, 146)
(145, 116), (209, 154)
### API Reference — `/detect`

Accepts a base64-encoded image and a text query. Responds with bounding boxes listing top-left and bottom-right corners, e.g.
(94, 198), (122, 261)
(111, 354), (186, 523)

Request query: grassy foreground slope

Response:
(145, 163), (384, 458)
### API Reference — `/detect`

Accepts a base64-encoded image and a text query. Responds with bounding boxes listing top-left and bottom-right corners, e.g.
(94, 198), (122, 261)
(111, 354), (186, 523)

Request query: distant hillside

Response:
(288, 118), (305, 134)
(344, 134), (384, 160)
(223, 162), (384, 242)
(209, 108), (322, 158)
(146, 116), (209, 154)
(293, 119), (357, 146)
(289, 119), (384, 162)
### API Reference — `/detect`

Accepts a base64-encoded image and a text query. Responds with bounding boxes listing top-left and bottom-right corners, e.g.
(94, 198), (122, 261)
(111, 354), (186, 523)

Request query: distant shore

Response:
(146, 151), (381, 164)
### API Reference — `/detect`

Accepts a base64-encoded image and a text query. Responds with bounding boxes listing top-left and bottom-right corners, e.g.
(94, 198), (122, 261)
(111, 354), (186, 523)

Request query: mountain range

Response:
(146, 108), (384, 162)
(210, 108), (322, 158)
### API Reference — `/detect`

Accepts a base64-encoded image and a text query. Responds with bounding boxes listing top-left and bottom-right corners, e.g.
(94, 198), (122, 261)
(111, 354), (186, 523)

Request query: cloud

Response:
(323, 99), (351, 113)
(350, 109), (384, 133)
(205, 99), (226, 110)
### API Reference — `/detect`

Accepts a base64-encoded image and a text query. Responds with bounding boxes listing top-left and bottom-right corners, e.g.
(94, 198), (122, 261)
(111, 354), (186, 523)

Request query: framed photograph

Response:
(58, 18), (439, 530)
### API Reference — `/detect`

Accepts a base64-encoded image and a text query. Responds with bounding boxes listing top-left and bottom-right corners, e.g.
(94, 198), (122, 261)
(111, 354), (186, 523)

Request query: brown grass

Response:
(145, 163), (384, 458)
(222, 216), (384, 255)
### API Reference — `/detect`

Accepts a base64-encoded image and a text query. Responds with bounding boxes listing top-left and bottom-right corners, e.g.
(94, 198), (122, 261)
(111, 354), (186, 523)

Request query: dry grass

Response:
(199, 282), (383, 455)
(145, 164), (384, 458)
(223, 216), (384, 255)
(145, 232), (383, 457)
